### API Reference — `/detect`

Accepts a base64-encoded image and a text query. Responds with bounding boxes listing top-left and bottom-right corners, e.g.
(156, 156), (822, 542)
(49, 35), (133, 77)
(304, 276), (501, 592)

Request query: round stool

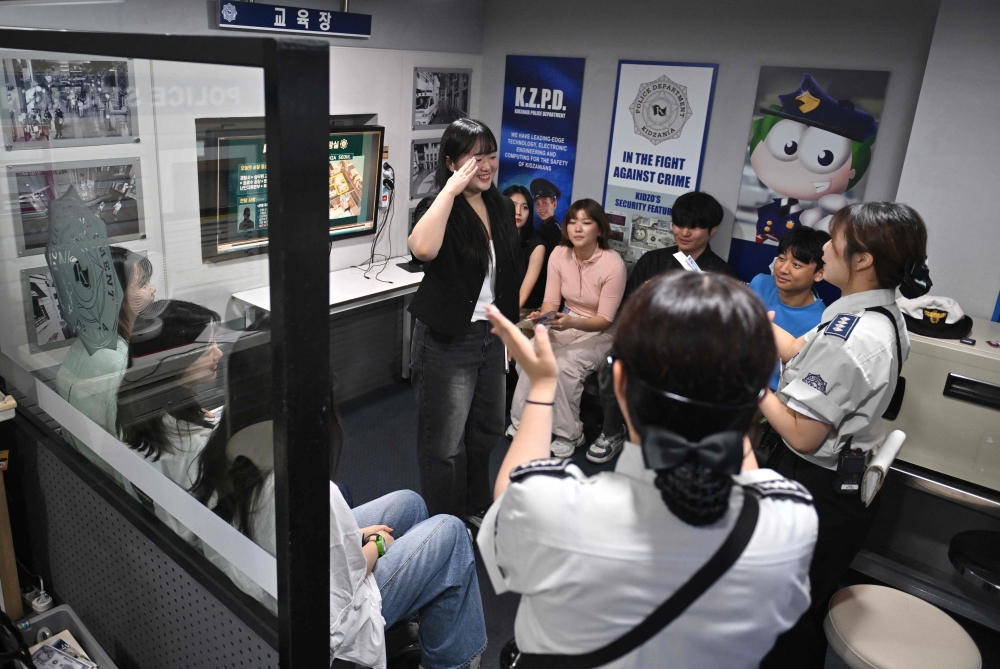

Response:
(823, 584), (981, 669)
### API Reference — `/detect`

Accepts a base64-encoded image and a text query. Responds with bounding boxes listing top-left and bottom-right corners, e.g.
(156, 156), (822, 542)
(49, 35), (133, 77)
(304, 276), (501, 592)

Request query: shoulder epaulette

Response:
(744, 478), (814, 504)
(824, 313), (860, 341)
(509, 457), (573, 482)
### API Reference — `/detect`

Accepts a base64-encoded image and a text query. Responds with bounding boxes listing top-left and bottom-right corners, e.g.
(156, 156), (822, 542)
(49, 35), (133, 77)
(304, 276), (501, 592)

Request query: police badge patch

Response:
(824, 313), (859, 341)
(45, 186), (123, 355)
(629, 75), (692, 145)
(802, 373), (828, 395)
(221, 3), (238, 22)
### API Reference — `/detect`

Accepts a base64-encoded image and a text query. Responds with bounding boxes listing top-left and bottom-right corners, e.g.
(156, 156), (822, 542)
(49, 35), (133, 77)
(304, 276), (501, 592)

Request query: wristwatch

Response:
(364, 533), (387, 557)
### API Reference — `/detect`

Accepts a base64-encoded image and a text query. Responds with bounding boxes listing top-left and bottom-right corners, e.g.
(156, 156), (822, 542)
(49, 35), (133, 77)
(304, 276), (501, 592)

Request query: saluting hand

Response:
(442, 156), (480, 198)
(485, 304), (558, 397)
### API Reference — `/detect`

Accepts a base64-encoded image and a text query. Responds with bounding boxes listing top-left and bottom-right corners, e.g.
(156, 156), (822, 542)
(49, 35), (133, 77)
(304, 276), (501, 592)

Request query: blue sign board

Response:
(498, 55), (586, 229)
(218, 1), (371, 38)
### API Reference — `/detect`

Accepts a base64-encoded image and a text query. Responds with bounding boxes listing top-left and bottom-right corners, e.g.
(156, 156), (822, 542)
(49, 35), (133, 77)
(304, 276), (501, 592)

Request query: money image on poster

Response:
(628, 216), (675, 257)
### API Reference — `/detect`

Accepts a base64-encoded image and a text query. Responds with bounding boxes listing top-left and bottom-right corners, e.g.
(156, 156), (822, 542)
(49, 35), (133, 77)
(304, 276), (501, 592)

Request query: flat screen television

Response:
(197, 118), (384, 263)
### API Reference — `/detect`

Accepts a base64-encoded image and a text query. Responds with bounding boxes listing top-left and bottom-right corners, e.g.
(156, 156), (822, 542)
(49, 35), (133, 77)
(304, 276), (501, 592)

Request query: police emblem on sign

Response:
(629, 75), (692, 145)
(221, 3), (238, 22)
(45, 187), (123, 355)
(824, 313), (860, 341)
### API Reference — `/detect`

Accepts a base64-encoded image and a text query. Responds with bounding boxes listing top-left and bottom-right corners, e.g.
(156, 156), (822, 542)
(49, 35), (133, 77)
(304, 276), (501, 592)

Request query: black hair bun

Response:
(900, 257), (933, 299)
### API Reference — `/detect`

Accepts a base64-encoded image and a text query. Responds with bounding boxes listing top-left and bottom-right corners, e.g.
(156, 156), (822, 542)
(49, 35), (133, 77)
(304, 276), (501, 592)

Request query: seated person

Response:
(119, 300), (223, 501)
(503, 184), (547, 312)
(55, 246), (156, 489)
(478, 274), (818, 668)
(193, 339), (487, 669)
(587, 191), (737, 464)
(748, 227), (829, 391)
(625, 190), (738, 285)
(507, 199), (627, 457)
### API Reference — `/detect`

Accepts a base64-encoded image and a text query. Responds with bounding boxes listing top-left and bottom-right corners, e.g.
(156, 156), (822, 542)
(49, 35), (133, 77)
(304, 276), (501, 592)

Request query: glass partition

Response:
(0, 33), (331, 665)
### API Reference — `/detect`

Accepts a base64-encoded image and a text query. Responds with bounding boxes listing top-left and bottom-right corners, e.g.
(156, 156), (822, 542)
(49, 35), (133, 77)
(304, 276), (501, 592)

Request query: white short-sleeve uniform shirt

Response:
(777, 288), (909, 470)
(478, 443), (818, 669)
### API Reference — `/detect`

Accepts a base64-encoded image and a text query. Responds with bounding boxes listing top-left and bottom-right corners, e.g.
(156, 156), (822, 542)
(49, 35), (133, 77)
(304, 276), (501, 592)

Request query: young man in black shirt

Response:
(623, 191), (738, 299)
(586, 191), (739, 464)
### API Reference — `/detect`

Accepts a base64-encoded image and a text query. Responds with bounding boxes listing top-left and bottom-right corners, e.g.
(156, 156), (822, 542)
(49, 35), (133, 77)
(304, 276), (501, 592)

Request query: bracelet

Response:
(374, 534), (386, 557)
(525, 399), (555, 406)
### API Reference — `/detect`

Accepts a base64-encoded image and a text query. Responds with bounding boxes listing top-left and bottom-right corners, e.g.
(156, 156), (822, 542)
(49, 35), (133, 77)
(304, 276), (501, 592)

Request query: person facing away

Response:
(586, 190), (737, 465)
(507, 199), (627, 458)
(116, 299), (223, 543)
(748, 227), (830, 391)
(406, 118), (523, 526)
(191, 335), (487, 669)
(478, 273), (818, 669)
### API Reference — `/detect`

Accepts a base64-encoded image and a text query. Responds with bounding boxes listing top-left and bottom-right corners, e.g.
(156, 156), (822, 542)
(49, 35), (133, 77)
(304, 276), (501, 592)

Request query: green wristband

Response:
(375, 534), (386, 557)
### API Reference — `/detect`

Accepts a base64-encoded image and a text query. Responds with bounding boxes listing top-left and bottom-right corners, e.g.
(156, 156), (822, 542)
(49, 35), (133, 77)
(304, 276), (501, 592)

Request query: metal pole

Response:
(263, 38), (332, 668)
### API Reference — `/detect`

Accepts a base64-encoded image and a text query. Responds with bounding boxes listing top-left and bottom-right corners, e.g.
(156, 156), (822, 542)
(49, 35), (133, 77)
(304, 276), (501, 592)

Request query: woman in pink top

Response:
(508, 199), (627, 457)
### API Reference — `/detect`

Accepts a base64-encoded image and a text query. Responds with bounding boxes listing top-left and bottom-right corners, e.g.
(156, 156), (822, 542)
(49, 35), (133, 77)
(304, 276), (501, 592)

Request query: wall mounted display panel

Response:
(412, 67), (470, 130)
(196, 117), (383, 263)
(8, 157), (145, 257)
(0, 52), (137, 151)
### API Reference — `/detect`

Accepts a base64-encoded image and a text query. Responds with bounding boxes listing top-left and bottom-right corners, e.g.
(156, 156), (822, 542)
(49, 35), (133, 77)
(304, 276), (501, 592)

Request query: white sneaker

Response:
(505, 423), (517, 439)
(586, 430), (626, 463)
(551, 433), (586, 458)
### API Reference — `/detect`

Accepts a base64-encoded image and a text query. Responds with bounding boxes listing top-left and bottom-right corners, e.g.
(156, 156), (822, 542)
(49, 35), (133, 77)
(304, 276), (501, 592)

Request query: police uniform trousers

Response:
(759, 445), (882, 669)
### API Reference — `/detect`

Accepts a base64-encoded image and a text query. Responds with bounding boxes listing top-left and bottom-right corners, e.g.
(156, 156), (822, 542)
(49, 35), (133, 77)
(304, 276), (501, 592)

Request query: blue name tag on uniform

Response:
(824, 313), (860, 340)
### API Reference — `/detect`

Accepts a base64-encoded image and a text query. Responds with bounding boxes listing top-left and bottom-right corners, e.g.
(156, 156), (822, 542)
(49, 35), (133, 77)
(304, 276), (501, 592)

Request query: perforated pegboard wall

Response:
(17, 431), (278, 669)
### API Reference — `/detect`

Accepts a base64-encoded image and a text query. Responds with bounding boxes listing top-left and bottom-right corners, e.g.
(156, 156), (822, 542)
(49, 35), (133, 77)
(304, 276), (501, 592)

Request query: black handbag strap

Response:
(511, 490), (761, 669)
(865, 306), (903, 377)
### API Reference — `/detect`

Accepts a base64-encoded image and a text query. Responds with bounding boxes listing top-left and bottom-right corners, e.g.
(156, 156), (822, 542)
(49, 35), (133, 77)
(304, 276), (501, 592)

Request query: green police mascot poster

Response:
(728, 66), (890, 291)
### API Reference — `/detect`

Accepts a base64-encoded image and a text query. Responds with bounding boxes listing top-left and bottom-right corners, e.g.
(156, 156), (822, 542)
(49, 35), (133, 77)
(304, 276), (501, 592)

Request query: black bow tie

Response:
(641, 426), (744, 475)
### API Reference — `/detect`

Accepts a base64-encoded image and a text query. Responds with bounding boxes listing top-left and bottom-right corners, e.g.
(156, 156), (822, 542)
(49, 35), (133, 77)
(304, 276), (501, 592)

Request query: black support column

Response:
(263, 39), (332, 668)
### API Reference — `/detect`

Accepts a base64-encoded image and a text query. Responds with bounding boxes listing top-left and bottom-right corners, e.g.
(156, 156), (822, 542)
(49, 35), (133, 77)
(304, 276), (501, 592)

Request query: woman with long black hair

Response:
(502, 184), (547, 311)
(478, 273), (818, 669)
(407, 118), (523, 523)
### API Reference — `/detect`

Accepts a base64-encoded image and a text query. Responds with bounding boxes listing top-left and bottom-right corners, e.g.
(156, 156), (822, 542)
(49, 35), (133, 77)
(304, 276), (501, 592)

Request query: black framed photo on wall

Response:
(410, 138), (440, 199)
(412, 67), (471, 130)
(19, 265), (75, 353)
(0, 52), (137, 150)
(8, 156), (145, 256)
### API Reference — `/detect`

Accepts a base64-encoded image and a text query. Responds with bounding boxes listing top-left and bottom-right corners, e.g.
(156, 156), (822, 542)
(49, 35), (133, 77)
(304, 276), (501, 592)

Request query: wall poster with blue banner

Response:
(498, 55), (586, 230)
(602, 61), (717, 265)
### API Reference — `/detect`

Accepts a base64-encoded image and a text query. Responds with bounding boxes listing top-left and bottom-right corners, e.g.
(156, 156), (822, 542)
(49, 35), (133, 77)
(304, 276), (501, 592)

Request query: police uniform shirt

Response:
(777, 288), (909, 470)
(478, 443), (818, 669)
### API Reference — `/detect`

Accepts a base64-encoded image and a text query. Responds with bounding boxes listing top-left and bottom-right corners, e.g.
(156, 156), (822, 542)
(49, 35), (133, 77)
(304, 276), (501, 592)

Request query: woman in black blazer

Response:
(407, 119), (523, 523)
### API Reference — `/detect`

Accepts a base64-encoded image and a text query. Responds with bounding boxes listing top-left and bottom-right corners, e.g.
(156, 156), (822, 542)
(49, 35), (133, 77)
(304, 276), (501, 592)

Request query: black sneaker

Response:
(466, 507), (488, 529)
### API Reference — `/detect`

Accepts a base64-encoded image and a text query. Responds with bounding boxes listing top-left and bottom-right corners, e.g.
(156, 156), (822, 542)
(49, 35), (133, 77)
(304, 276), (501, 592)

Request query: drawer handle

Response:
(943, 373), (1000, 411)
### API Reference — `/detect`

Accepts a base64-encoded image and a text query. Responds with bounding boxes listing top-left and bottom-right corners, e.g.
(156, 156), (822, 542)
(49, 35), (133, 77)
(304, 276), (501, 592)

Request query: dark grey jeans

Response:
(410, 319), (505, 518)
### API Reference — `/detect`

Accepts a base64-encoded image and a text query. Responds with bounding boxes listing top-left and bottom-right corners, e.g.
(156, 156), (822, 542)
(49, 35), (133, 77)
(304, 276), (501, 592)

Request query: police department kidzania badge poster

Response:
(498, 55), (586, 228)
(727, 66), (890, 282)
(603, 61), (717, 264)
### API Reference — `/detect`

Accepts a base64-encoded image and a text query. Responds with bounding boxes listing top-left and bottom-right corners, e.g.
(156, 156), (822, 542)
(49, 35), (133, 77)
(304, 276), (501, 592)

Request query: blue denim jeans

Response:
(410, 319), (505, 517)
(352, 490), (487, 669)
